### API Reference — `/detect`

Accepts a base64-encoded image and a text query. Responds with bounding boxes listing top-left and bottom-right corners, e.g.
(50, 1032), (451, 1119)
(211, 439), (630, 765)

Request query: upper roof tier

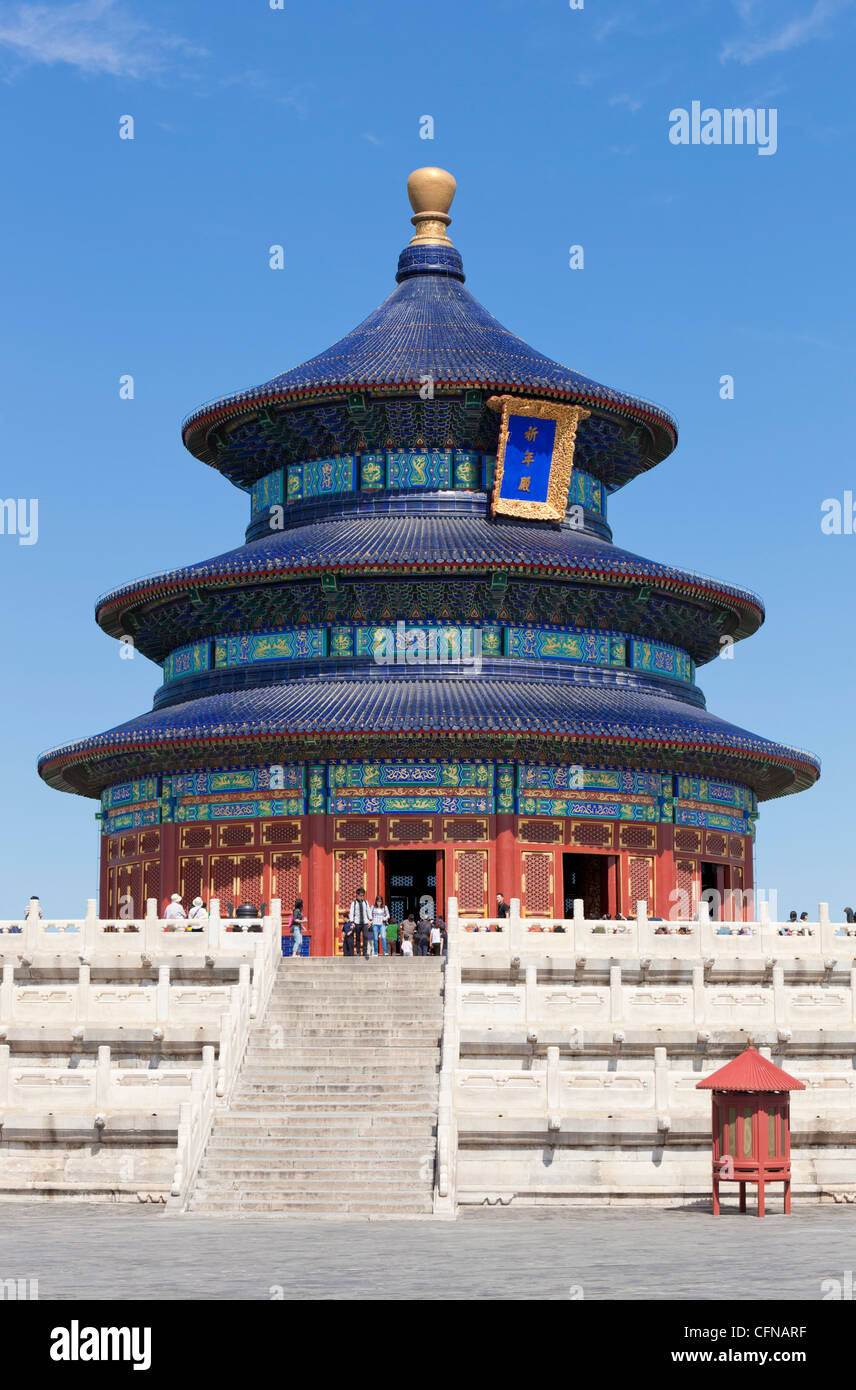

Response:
(181, 168), (678, 491)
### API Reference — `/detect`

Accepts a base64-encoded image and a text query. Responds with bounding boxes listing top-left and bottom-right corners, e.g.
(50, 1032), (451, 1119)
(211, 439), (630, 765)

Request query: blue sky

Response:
(0, 0), (853, 917)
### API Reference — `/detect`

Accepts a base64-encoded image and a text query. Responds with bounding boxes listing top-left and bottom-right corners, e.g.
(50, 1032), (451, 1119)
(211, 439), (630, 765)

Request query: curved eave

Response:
(182, 380), (677, 472)
(94, 552), (764, 648)
(38, 679), (818, 802)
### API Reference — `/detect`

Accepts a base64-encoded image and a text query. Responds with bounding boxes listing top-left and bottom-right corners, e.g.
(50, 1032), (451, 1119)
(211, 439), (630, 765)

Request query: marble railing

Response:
(0, 898), (280, 963)
(450, 898), (854, 962)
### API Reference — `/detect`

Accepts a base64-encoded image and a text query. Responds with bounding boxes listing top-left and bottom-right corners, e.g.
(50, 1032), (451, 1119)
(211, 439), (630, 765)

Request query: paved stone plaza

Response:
(2, 1203), (855, 1300)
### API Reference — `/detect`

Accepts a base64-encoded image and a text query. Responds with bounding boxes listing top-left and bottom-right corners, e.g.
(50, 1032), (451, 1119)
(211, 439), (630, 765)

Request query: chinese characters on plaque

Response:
(487, 395), (590, 522)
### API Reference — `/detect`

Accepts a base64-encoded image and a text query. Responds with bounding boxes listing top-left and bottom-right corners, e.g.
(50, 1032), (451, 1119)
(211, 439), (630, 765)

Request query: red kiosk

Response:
(697, 1044), (804, 1217)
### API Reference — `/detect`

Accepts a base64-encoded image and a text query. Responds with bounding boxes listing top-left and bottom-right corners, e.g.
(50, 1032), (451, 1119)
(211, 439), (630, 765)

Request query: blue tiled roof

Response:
(39, 675), (818, 800)
(95, 515), (763, 639)
(182, 243), (677, 464)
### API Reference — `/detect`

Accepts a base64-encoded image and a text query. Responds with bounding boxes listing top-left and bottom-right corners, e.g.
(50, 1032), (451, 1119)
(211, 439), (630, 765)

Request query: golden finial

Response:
(407, 167), (456, 246)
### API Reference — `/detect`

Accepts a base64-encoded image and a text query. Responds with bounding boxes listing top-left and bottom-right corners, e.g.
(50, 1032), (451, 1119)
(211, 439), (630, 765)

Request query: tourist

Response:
(386, 915), (400, 956)
(371, 895), (389, 956)
(347, 888), (371, 957)
(436, 915), (447, 956)
(416, 915), (431, 956)
(400, 914), (417, 955)
(164, 893), (187, 929)
(496, 893), (510, 920)
(289, 898), (306, 958)
(188, 897), (207, 931)
(788, 911), (799, 925)
(429, 919), (443, 955)
(845, 907), (855, 925)
(799, 912), (809, 924)
(341, 911), (356, 956)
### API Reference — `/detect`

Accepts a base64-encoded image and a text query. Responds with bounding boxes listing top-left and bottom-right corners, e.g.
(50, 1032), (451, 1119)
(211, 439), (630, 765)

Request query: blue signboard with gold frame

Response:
(487, 395), (590, 522)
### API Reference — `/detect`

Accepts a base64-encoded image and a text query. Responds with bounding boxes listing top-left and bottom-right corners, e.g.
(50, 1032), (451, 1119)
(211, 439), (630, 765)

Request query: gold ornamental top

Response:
(406, 167), (456, 246)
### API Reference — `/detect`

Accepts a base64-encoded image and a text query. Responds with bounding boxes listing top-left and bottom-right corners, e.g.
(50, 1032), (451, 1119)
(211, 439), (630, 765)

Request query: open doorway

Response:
(701, 861), (721, 920)
(381, 850), (439, 927)
(563, 852), (609, 919)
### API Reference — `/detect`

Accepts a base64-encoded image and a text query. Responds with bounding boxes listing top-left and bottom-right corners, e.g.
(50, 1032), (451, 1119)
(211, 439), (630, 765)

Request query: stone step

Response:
(199, 1150), (431, 1169)
(238, 1075), (438, 1087)
(261, 1004), (442, 1014)
(227, 1104), (437, 1119)
(242, 1057), (437, 1068)
(236, 1075), (438, 1088)
(194, 1174), (432, 1192)
(189, 1197), (434, 1215)
(188, 959), (444, 1214)
(256, 1025), (440, 1035)
(204, 1141), (431, 1158)
(212, 1121), (435, 1137)
(240, 1060), (439, 1072)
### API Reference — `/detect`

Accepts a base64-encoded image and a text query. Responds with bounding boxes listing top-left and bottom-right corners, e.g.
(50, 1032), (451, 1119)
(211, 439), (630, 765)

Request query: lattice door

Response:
(454, 849), (487, 915)
(271, 852), (302, 915)
(115, 863), (140, 919)
(236, 854), (264, 908)
(627, 855), (654, 915)
(674, 858), (698, 922)
(142, 859), (160, 915)
(334, 850), (367, 954)
(209, 856), (236, 915)
(522, 851), (553, 916)
(179, 856), (205, 908)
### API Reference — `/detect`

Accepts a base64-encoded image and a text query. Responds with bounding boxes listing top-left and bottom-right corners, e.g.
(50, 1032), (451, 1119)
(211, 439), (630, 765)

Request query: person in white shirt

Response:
(347, 889), (371, 957)
(371, 895), (390, 956)
(164, 894), (187, 930)
(188, 897), (207, 931)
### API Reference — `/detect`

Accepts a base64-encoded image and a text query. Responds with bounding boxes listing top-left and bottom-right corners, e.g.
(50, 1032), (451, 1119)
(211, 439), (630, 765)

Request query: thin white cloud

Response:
(609, 92), (643, 112)
(0, 0), (206, 79)
(721, 0), (853, 64)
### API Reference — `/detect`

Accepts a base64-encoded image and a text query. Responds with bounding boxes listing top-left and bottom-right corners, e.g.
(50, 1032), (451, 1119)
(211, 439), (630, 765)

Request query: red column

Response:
(656, 825), (676, 921)
(160, 823), (179, 915)
(495, 813), (516, 904)
(307, 814), (331, 955)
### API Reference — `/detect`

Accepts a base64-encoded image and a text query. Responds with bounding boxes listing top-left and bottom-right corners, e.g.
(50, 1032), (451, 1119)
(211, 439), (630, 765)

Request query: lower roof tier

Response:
(95, 515), (765, 665)
(39, 675), (819, 802)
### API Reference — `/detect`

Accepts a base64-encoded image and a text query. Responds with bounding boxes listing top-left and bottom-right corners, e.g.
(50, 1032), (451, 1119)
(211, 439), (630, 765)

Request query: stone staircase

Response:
(188, 956), (445, 1216)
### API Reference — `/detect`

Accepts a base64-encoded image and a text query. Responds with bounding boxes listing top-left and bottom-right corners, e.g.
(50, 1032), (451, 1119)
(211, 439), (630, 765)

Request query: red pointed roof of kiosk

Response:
(696, 1047), (805, 1092)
